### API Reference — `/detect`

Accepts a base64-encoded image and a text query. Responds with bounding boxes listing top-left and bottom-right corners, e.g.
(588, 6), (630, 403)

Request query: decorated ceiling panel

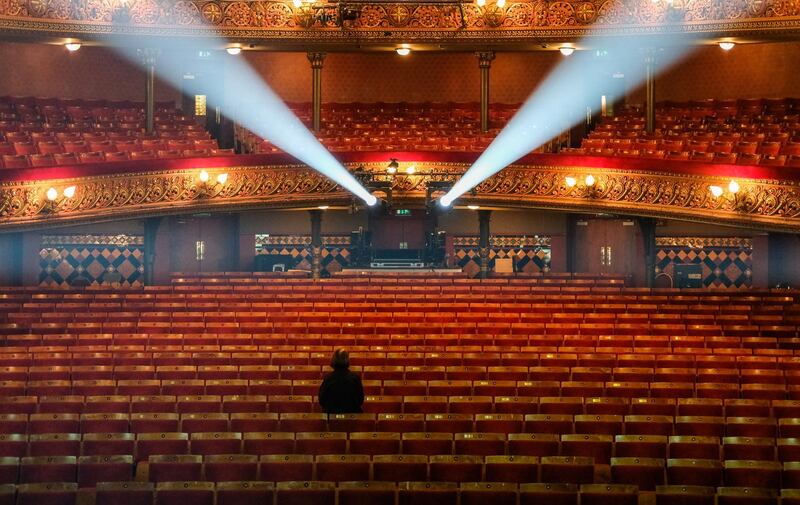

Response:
(1, 0), (799, 43)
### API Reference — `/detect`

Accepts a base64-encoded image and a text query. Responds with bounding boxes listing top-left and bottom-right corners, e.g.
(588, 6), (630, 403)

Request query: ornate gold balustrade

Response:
(1, 155), (799, 232)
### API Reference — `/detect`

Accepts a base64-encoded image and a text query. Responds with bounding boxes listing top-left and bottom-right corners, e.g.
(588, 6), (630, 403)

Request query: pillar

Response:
(307, 52), (326, 132)
(139, 48), (160, 135)
(143, 217), (162, 286)
(639, 217), (656, 288)
(478, 209), (492, 279)
(310, 209), (323, 279)
(644, 49), (656, 134)
(476, 51), (495, 133)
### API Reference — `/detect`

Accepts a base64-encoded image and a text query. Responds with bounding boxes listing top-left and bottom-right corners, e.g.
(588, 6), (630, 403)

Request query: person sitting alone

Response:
(319, 349), (365, 414)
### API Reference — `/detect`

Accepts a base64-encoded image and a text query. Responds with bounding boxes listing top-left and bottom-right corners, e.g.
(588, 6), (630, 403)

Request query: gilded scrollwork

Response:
(2, 162), (800, 232)
(0, 0), (800, 42)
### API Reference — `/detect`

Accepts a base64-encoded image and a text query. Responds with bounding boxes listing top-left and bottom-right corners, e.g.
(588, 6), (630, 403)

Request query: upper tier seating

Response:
(235, 102), (573, 155)
(0, 273), (797, 504)
(562, 97), (800, 166)
(0, 96), (231, 169)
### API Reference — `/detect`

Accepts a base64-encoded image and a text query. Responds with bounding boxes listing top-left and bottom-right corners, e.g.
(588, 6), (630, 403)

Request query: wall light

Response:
(396, 47), (411, 56)
(199, 170), (210, 183)
(46, 187), (58, 201)
(226, 47), (242, 55)
(216, 173), (228, 185)
(318, 205), (330, 210)
(584, 174), (596, 187)
(719, 41), (735, 51)
(65, 42), (81, 52)
(63, 186), (76, 198)
(565, 176), (577, 188)
(709, 185), (724, 198)
(728, 180), (740, 194)
(405, 165), (416, 175)
(468, 205), (480, 210)
(559, 46), (575, 56)
(387, 158), (399, 174)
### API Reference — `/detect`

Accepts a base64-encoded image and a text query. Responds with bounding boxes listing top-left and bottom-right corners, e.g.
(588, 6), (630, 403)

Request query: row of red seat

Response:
(0, 480), (774, 505)
(0, 452), (797, 490)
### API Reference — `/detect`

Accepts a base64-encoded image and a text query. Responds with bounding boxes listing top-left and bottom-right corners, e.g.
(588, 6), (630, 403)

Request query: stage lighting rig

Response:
(293, 0), (360, 28)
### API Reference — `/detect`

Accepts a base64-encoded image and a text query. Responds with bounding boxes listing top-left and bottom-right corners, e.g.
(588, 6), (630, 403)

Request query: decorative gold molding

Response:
(2, 0), (800, 44)
(655, 236), (753, 248)
(3, 160), (800, 232)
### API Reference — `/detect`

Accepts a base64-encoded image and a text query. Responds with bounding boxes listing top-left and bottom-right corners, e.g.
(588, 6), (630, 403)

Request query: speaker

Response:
(674, 263), (703, 288)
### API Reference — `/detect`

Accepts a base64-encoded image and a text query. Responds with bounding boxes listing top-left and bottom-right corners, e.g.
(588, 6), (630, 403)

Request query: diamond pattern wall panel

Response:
(655, 236), (753, 289)
(454, 235), (551, 278)
(38, 235), (145, 287)
(255, 235), (351, 274)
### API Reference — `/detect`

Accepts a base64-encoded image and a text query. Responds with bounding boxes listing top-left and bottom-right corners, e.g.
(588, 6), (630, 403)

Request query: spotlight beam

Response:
(112, 42), (376, 206)
(440, 36), (696, 206)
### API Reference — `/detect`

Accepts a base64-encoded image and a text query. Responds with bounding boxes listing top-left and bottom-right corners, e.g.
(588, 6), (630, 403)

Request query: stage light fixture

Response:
(396, 47), (411, 56)
(65, 42), (81, 52)
(112, 37), (376, 206)
(585, 174), (596, 187)
(559, 46), (575, 56)
(719, 41), (735, 51)
(709, 185), (724, 198)
(728, 180), (740, 194)
(63, 186), (76, 198)
(226, 47), (242, 55)
(565, 176), (577, 187)
(440, 35), (696, 205)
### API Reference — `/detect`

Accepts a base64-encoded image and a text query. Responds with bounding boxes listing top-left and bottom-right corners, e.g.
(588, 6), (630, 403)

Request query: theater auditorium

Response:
(1, 1), (800, 504)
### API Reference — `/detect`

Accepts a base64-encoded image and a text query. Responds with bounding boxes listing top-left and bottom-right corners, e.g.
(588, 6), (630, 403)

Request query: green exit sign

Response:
(395, 209), (411, 216)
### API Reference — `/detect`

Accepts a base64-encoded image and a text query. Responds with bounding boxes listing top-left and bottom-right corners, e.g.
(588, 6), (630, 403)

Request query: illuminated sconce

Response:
(584, 174), (596, 187)
(197, 170), (228, 197)
(709, 179), (747, 209)
(42, 185), (77, 213)
(405, 165), (416, 175)
(565, 176), (577, 188)
(64, 42), (81, 52)
(709, 185), (724, 198)
(719, 41), (735, 51)
(467, 205), (480, 210)
(318, 205), (330, 210)
(559, 46), (575, 56)
(386, 158), (399, 174)
(396, 46), (411, 56)
(226, 46), (242, 55)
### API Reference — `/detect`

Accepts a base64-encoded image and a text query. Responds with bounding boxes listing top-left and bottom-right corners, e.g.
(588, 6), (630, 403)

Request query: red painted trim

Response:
(2, 151), (798, 183)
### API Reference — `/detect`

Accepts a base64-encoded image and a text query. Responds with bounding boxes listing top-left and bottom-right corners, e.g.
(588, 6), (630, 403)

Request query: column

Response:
(139, 48), (160, 135)
(309, 209), (323, 279)
(143, 217), (162, 286)
(478, 209), (492, 279)
(639, 217), (656, 288)
(644, 49), (656, 134)
(307, 52), (326, 132)
(476, 51), (495, 133)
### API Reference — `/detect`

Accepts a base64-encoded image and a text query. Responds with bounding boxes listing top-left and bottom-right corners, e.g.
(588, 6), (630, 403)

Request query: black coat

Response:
(319, 368), (365, 414)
